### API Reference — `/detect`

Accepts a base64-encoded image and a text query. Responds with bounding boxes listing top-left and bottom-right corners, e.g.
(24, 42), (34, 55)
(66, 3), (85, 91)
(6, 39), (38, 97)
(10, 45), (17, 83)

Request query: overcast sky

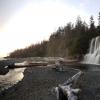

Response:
(0, 0), (100, 57)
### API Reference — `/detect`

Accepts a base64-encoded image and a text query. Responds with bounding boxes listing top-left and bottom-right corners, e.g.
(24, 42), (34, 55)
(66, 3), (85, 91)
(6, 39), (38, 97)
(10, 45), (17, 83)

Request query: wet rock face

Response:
(0, 60), (15, 75)
(0, 67), (9, 75)
(0, 60), (15, 67)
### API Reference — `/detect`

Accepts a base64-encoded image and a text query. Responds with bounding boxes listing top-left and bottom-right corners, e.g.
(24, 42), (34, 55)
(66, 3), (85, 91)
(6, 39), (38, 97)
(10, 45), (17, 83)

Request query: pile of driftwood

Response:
(52, 71), (83, 100)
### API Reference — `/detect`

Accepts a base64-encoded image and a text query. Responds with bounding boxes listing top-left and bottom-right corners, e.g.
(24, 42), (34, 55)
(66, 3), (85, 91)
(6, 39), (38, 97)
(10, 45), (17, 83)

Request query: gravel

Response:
(0, 66), (100, 100)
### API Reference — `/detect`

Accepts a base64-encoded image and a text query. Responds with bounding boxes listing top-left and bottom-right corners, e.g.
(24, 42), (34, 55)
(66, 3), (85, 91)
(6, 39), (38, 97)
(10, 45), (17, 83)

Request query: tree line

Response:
(9, 12), (100, 59)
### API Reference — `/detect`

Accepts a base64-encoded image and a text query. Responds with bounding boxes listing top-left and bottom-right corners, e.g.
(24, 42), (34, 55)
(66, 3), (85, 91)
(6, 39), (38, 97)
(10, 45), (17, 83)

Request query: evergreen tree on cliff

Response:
(9, 13), (100, 59)
(97, 12), (100, 34)
(89, 16), (97, 38)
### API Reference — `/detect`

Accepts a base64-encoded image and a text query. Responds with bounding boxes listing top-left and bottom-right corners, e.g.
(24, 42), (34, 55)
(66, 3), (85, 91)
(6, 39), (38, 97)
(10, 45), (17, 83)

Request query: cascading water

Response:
(83, 36), (100, 64)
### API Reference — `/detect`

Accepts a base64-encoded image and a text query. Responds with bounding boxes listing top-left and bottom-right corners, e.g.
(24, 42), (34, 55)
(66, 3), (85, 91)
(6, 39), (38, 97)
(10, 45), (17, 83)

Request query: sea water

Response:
(0, 68), (25, 92)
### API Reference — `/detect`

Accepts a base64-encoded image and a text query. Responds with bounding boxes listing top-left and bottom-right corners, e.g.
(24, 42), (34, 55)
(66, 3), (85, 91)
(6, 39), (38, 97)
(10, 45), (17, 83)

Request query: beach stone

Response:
(0, 66), (100, 100)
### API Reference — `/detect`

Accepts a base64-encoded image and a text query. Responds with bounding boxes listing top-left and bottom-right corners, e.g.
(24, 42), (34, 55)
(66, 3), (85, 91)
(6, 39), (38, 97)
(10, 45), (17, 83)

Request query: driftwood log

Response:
(0, 61), (48, 75)
(8, 62), (48, 69)
(53, 71), (83, 100)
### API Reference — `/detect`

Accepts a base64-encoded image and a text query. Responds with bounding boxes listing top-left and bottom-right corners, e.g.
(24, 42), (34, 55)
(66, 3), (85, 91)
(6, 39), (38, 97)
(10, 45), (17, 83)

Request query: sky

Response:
(0, 0), (100, 57)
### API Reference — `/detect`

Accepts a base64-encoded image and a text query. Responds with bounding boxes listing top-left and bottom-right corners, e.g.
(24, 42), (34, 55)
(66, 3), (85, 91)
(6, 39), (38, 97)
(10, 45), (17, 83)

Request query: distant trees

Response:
(9, 41), (48, 58)
(9, 12), (100, 59)
(97, 12), (100, 33)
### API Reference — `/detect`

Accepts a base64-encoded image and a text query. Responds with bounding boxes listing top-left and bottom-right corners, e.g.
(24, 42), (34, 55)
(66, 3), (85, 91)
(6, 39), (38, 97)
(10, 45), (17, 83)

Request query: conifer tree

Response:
(98, 12), (100, 26)
(97, 12), (100, 34)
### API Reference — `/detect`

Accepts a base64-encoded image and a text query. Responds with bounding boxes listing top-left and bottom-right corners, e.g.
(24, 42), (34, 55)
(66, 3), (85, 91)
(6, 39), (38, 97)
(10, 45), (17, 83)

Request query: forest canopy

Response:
(9, 12), (100, 59)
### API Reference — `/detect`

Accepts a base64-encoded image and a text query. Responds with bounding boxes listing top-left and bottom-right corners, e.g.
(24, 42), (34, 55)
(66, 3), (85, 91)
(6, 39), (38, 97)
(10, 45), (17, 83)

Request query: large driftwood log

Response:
(8, 61), (48, 69)
(53, 71), (83, 100)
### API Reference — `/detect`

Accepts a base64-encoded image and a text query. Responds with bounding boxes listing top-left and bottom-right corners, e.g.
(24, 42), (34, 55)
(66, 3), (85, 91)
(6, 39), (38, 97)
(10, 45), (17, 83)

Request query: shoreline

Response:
(0, 65), (100, 100)
(0, 66), (78, 100)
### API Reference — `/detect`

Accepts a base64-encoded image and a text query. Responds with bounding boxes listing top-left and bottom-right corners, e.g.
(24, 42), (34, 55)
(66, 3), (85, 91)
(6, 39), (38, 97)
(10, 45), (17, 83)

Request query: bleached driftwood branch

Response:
(52, 71), (83, 100)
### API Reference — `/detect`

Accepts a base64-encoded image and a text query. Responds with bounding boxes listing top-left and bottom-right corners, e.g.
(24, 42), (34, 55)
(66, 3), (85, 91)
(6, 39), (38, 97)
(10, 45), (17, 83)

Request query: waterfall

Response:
(83, 36), (100, 64)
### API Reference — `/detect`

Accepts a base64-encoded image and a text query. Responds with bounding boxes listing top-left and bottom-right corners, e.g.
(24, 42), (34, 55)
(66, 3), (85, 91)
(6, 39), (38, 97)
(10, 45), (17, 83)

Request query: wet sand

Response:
(0, 66), (100, 100)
